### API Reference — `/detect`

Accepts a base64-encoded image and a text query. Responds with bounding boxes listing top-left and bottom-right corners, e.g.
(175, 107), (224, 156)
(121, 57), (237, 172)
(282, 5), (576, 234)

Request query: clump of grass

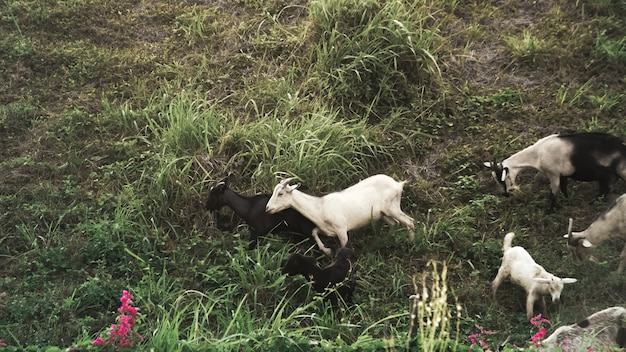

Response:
(173, 6), (219, 45)
(503, 29), (548, 65)
(587, 89), (624, 112)
(555, 80), (593, 107)
(309, 0), (443, 114)
(0, 96), (38, 133)
(593, 30), (626, 72)
(221, 105), (390, 189)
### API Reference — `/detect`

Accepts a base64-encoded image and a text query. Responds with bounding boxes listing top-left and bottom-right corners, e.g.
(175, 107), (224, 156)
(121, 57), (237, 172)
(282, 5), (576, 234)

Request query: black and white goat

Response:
(205, 177), (317, 249)
(541, 306), (626, 350)
(484, 132), (626, 208)
(564, 194), (626, 273)
(282, 247), (356, 306)
(266, 174), (415, 256)
(492, 232), (577, 320)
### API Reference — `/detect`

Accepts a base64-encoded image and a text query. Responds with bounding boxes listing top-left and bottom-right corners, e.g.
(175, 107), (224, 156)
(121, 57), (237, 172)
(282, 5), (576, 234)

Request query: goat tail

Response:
(502, 232), (515, 252)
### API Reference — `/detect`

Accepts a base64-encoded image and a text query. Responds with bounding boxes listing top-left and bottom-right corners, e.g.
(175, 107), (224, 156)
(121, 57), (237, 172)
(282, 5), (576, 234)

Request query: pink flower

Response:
(529, 314), (551, 347)
(467, 324), (494, 351)
(530, 314), (550, 326)
(91, 337), (106, 346)
(467, 332), (480, 345)
(532, 327), (547, 346)
(474, 324), (496, 335)
(92, 290), (143, 349)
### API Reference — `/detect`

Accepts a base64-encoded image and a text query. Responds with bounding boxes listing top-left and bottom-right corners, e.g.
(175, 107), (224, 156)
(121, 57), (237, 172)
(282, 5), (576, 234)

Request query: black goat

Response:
(484, 132), (626, 208)
(205, 177), (317, 249)
(282, 247), (356, 306)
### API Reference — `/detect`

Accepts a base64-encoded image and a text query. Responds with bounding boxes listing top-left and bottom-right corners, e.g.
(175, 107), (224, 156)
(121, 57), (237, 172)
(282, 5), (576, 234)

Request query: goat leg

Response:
(618, 244), (626, 273)
(312, 228), (332, 256)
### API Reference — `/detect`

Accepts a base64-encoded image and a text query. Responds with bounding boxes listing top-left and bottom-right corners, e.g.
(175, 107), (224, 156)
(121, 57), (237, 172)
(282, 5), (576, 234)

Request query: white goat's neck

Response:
(503, 140), (543, 171)
(286, 189), (326, 226)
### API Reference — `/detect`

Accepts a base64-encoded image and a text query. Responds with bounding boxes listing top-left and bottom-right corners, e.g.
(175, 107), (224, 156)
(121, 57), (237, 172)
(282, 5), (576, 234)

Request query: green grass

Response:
(0, 0), (625, 350)
(503, 29), (549, 65)
(309, 0), (443, 115)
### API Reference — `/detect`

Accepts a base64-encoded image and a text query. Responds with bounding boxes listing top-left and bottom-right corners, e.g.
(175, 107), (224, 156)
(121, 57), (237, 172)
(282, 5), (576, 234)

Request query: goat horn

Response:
(567, 218), (573, 236)
(280, 177), (297, 185)
(566, 218), (579, 245)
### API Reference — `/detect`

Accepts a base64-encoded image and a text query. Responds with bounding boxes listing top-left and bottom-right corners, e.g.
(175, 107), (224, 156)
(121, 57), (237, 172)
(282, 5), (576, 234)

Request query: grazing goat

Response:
(563, 194), (626, 273)
(282, 247), (356, 306)
(265, 174), (415, 255)
(205, 177), (316, 249)
(484, 132), (626, 208)
(541, 306), (626, 350)
(492, 232), (577, 320)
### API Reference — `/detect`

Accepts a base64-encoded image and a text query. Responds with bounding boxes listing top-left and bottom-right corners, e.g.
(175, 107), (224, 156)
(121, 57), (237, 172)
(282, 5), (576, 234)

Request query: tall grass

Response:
(309, 0), (443, 114)
(136, 251), (460, 351)
(222, 106), (391, 189)
(503, 29), (548, 65)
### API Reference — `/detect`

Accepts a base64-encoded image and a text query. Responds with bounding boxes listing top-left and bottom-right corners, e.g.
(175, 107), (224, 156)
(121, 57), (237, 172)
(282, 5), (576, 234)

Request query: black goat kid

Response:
(282, 247), (356, 306)
(205, 177), (317, 249)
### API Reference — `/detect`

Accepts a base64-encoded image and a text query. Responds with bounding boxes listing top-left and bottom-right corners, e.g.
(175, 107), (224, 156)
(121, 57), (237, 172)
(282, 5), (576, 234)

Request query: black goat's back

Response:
(282, 253), (317, 277)
(560, 132), (626, 181)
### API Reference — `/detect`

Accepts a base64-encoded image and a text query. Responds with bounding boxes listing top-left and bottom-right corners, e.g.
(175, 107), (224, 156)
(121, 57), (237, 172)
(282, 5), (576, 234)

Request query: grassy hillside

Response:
(0, 0), (625, 350)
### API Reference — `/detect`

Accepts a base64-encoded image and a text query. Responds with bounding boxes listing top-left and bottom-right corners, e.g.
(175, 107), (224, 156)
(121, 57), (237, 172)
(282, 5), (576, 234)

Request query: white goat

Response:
(541, 306), (626, 350)
(492, 232), (577, 320)
(564, 194), (626, 273)
(265, 174), (415, 255)
(484, 132), (626, 208)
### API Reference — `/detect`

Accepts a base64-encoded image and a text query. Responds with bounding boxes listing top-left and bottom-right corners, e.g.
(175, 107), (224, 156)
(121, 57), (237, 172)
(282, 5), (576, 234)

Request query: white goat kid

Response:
(492, 232), (577, 320)
(564, 194), (626, 273)
(265, 174), (415, 255)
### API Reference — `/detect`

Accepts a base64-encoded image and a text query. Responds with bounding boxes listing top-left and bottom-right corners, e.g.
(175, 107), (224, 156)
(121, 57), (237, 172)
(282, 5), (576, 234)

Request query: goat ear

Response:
(561, 278), (577, 284)
(483, 161), (493, 168)
(533, 278), (552, 284)
(565, 218), (574, 239)
(581, 239), (593, 248)
(565, 233), (583, 246)
(286, 183), (300, 192)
